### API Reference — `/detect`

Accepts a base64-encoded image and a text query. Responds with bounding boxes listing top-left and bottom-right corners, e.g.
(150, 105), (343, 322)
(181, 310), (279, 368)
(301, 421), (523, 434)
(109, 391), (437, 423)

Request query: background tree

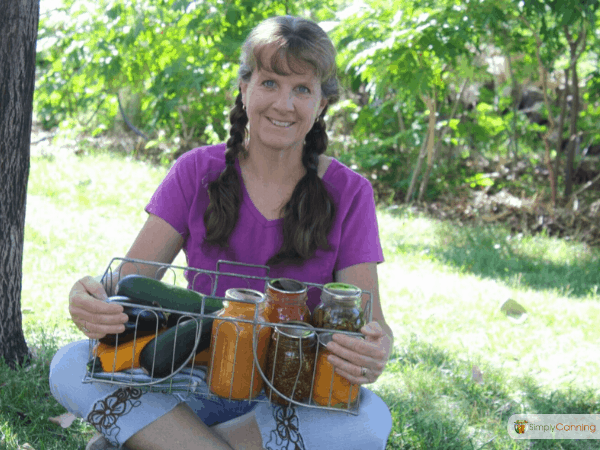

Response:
(34, 0), (600, 216)
(0, 0), (40, 368)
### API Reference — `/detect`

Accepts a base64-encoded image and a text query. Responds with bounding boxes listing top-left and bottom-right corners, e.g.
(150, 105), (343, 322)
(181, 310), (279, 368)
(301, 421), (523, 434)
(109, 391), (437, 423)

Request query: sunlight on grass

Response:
(375, 208), (600, 396)
(15, 154), (600, 450)
(23, 154), (169, 337)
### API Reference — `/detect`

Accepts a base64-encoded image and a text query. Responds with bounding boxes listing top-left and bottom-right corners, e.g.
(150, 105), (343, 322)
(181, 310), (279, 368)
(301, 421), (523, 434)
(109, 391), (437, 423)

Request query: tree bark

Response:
(0, 0), (40, 368)
(555, 68), (569, 192)
(563, 24), (587, 199)
(505, 48), (520, 159)
(417, 96), (437, 202)
(405, 98), (433, 204)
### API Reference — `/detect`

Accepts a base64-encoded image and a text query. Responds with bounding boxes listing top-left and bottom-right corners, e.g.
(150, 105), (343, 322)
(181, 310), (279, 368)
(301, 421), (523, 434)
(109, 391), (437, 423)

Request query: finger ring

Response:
(81, 321), (90, 334)
(361, 366), (368, 377)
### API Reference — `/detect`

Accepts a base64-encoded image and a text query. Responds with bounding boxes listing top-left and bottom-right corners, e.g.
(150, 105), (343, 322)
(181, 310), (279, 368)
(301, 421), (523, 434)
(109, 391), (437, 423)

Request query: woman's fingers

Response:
(69, 304), (128, 338)
(79, 275), (109, 301)
(326, 321), (388, 385)
(69, 276), (128, 337)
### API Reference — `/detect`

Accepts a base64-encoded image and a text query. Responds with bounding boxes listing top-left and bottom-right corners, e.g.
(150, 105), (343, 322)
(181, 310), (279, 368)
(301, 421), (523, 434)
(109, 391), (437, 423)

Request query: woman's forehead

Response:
(254, 44), (318, 79)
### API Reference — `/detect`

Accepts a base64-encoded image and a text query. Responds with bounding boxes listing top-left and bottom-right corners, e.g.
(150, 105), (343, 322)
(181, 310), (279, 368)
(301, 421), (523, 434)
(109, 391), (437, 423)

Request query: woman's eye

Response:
(262, 80), (276, 88)
(297, 86), (311, 94)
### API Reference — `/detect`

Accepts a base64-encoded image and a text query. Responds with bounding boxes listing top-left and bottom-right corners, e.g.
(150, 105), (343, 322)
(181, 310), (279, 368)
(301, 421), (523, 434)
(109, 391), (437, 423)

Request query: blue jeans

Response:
(50, 340), (392, 449)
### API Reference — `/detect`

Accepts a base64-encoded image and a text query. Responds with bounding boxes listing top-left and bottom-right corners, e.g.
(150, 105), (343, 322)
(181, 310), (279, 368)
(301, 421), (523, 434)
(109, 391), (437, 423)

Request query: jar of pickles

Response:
(207, 288), (271, 400)
(312, 283), (364, 332)
(265, 321), (317, 406)
(312, 332), (360, 409)
(264, 278), (310, 324)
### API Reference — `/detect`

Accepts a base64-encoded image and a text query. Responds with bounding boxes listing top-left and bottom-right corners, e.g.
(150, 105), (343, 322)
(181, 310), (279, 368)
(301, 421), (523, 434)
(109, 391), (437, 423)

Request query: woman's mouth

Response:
(268, 118), (294, 128)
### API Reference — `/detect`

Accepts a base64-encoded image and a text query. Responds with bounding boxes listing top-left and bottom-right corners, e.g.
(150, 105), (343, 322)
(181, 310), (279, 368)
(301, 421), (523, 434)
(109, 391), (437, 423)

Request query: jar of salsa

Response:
(264, 278), (310, 324)
(312, 332), (360, 409)
(312, 283), (364, 332)
(207, 288), (270, 400)
(265, 321), (317, 406)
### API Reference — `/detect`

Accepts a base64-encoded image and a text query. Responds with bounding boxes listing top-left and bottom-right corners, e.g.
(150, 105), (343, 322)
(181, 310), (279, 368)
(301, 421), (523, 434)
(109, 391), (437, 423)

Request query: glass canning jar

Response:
(311, 282), (364, 332)
(265, 321), (317, 406)
(207, 288), (271, 400)
(312, 332), (360, 409)
(264, 278), (310, 324)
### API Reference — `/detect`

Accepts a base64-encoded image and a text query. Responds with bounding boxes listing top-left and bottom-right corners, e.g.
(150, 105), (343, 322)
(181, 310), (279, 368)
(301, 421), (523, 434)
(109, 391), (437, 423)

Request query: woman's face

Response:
(241, 46), (327, 156)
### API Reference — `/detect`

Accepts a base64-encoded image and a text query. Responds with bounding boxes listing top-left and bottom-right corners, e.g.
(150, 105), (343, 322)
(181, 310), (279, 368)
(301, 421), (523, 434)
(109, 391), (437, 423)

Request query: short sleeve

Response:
(334, 182), (384, 271)
(145, 152), (197, 240)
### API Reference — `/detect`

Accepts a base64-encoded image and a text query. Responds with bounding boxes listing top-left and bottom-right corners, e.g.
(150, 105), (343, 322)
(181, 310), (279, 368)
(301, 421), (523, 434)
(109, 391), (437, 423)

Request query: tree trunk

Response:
(520, 15), (560, 206)
(564, 61), (579, 199)
(505, 48), (520, 159)
(0, 0), (40, 368)
(555, 68), (569, 191)
(405, 127), (429, 203)
(417, 96), (438, 202)
(564, 24), (586, 199)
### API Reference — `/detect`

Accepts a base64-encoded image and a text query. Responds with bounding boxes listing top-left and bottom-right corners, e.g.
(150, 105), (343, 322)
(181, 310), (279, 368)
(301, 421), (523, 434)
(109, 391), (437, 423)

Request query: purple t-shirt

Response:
(145, 143), (384, 311)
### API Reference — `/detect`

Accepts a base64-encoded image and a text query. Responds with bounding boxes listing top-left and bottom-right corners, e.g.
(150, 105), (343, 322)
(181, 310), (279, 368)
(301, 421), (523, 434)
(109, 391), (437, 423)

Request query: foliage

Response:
(35, 0), (600, 204)
(36, 0), (338, 142)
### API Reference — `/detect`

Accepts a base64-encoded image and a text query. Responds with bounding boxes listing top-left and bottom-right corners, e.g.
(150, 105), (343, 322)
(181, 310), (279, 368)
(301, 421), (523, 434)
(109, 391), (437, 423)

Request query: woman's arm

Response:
(325, 262), (394, 385)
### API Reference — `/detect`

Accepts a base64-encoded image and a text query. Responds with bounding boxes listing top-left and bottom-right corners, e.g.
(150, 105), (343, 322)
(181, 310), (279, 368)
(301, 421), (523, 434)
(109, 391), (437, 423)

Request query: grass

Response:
(1, 147), (599, 449)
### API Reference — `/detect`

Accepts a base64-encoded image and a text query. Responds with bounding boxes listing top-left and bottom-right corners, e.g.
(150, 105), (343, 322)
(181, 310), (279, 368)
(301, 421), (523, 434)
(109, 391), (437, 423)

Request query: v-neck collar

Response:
(233, 156), (336, 227)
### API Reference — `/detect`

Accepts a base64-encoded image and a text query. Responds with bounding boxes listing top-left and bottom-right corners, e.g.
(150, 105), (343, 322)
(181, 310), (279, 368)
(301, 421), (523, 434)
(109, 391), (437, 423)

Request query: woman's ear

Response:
(240, 82), (248, 107)
(318, 98), (328, 118)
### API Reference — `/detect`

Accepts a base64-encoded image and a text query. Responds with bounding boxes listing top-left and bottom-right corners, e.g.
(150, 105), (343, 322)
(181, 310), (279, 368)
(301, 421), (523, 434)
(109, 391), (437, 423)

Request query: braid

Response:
(203, 92), (247, 247)
(267, 113), (336, 266)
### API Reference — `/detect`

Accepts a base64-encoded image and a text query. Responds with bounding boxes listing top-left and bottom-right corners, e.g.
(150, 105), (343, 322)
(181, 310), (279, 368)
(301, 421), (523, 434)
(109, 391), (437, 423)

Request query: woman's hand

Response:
(68, 276), (128, 340)
(325, 321), (389, 385)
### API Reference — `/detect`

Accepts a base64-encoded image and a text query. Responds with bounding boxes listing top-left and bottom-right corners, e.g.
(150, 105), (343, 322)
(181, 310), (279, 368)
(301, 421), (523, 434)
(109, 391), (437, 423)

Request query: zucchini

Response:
(139, 317), (214, 378)
(99, 296), (167, 346)
(116, 274), (223, 326)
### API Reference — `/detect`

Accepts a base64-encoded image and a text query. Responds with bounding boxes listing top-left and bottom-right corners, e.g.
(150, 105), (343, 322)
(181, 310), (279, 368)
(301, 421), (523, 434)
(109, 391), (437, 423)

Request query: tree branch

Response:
(571, 172), (600, 198)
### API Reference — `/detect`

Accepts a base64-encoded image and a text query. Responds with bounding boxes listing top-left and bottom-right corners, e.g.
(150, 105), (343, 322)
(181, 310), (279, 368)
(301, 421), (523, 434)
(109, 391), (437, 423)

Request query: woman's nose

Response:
(273, 89), (294, 111)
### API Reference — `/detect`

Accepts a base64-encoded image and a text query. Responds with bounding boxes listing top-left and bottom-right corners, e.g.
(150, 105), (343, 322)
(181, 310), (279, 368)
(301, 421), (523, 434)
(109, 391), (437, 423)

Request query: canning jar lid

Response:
(321, 283), (362, 305)
(317, 331), (335, 347)
(275, 321), (316, 340)
(317, 331), (365, 347)
(268, 278), (307, 294)
(225, 288), (265, 303)
(323, 282), (361, 297)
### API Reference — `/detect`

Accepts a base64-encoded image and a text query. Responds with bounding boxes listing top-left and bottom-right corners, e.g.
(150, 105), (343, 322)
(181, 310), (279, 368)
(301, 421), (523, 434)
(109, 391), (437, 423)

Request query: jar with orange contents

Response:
(264, 278), (310, 324)
(207, 288), (271, 400)
(312, 332), (360, 409)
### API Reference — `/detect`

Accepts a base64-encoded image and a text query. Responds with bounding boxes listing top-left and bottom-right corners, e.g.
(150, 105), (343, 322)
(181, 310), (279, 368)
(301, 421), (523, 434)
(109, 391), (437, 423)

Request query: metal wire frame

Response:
(83, 257), (373, 415)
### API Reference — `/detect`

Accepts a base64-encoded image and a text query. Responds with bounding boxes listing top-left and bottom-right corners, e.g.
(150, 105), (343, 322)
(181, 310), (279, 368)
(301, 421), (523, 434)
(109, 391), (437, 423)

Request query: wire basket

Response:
(83, 257), (373, 415)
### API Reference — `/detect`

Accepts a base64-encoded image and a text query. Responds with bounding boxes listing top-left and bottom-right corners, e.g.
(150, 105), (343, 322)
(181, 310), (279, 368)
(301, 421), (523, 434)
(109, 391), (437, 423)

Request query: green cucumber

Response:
(139, 317), (213, 378)
(99, 296), (167, 346)
(116, 274), (223, 326)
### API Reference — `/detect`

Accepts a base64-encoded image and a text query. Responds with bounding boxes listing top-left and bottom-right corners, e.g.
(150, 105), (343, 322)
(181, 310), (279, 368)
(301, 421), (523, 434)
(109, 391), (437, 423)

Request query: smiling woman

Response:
(203, 16), (340, 266)
(49, 15), (393, 450)
(241, 62), (326, 157)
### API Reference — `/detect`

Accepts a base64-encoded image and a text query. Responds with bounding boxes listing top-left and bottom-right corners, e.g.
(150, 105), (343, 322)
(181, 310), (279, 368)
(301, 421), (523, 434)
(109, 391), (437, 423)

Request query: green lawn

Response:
(1, 149), (598, 449)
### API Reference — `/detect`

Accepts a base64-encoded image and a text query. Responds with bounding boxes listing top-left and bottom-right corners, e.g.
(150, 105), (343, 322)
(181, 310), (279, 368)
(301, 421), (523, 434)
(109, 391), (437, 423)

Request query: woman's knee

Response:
(49, 340), (89, 408)
(360, 389), (393, 449)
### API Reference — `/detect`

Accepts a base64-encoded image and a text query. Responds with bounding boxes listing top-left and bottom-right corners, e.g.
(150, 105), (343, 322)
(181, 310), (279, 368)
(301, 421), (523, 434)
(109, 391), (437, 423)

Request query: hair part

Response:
(204, 16), (339, 265)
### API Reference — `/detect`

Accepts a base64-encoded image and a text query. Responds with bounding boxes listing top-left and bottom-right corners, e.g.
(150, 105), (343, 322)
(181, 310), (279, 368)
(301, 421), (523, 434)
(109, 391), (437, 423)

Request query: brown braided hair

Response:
(203, 16), (340, 266)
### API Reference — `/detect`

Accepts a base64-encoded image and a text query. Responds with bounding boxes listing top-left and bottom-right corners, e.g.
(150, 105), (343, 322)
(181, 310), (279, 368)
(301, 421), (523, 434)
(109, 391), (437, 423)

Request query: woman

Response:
(50, 16), (393, 450)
